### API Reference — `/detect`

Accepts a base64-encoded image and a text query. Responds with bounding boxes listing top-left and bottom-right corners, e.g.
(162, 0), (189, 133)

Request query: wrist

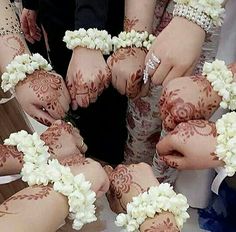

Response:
(140, 212), (179, 232)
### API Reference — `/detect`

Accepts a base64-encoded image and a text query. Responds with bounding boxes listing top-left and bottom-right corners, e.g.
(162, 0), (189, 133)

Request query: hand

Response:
(156, 120), (224, 170)
(105, 163), (158, 214)
(146, 17), (205, 86)
(68, 157), (110, 197)
(40, 120), (87, 159)
(159, 75), (221, 131)
(20, 8), (41, 44)
(107, 47), (146, 98)
(66, 47), (111, 109)
(15, 70), (71, 126)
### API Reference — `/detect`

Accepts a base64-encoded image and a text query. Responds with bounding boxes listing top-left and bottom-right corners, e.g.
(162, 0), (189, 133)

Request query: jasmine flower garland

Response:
(4, 130), (96, 230)
(115, 183), (189, 232)
(203, 59), (236, 110)
(215, 112), (236, 177)
(63, 28), (113, 55)
(1, 53), (52, 92)
(112, 30), (156, 51)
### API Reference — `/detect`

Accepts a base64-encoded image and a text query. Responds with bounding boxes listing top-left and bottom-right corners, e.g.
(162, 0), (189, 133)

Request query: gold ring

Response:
(80, 140), (84, 149)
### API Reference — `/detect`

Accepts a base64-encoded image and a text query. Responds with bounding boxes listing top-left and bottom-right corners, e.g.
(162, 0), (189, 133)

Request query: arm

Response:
(124, 0), (156, 32)
(0, 0), (30, 72)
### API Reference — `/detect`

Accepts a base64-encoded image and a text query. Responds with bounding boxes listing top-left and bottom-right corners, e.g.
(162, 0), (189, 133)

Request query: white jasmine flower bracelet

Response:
(215, 112), (236, 177)
(63, 28), (113, 55)
(4, 130), (96, 230)
(203, 59), (236, 110)
(173, 0), (225, 32)
(112, 30), (156, 51)
(115, 183), (189, 232)
(1, 53), (52, 93)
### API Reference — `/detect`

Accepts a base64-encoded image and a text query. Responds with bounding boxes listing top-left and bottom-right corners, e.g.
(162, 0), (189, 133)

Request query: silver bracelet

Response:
(173, 4), (213, 33)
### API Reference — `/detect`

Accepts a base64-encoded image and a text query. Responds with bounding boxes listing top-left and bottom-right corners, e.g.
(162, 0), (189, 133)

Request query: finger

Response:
(21, 19), (35, 44)
(184, 64), (195, 77)
(137, 79), (150, 98)
(116, 77), (127, 95)
(29, 104), (55, 126)
(66, 79), (77, 110)
(97, 175), (110, 198)
(45, 101), (66, 120)
(161, 154), (186, 170)
(162, 66), (185, 87)
(75, 137), (87, 154)
(103, 165), (114, 177)
(156, 134), (175, 156)
(87, 81), (99, 103)
(151, 62), (172, 85)
(111, 73), (118, 90)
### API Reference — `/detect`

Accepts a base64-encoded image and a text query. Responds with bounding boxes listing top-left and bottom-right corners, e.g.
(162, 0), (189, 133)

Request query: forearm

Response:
(140, 212), (180, 232)
(124, 0), (156, 33)
(0, 0), (30, 73)
(0, 185), (69, 232)
(0, 145), (23, 176)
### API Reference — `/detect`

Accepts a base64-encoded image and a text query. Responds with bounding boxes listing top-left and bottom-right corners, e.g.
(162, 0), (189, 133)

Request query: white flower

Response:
(1, 53), (52, 92)
(115, 184), (189, 231)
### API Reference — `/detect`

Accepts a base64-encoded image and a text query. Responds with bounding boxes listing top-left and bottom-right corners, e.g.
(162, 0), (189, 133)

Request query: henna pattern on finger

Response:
(97, 67), (111, 94)
(144, 218), (179, 232)
(124, 17), (139, 32)
(171, 120), (217, 143)
(126, 68), (143, 98)
(2, 186), (52, 211)
(40, 122), (73, 156)
(160, 157), (179, 169)
(33, 116), (51, 126)
(0, 145), (23, 168)
(59, 154), (88, 166)
(3, 35), (25, 58)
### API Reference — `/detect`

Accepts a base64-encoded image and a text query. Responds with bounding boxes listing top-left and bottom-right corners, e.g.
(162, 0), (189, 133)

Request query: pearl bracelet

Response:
(63, 28), (113, 55)
(115, 183), (189, 232)
(4, 130), (97, 230)
(173, 4), (213, 33)
(173, 0), (225, 28)
(112, 30), (156, 51)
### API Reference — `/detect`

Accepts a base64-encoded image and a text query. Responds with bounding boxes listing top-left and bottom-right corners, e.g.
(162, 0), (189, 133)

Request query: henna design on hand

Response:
(40, 122), (73, 156)
(109, 48), (137, 67)
(33, 117), (52, 127)
(109, 165), (144, 211)
(0, 145), (23, 168)
(59, 154), (88, 166)
(160, 156), (179, 169)
(144, 218), (179, 232)
(3, 35), (25, 58)
(171, 120), (217, 143)
(2, 186), (52, 211)
(124, 17), (139, 32)
(126, 68), (143, 98)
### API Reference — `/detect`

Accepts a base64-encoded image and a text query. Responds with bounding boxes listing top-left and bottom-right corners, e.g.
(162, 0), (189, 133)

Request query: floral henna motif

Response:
(144, 218), (179, 232)
(126, 69), (143, 98)
(23, 70), (64, 116)
(171, 120), (217, 143)
(40, 122), (73, 156)
(2, 186), (52, 211)
(124, 17), (139, 32)
(0, 145), (23, 168)
(110, 166), (133, 200)
(160, 156), (179, 169)
(109, 48), (137, 67)
(4, 35), (25, 58)
(97, 67), (111, 93)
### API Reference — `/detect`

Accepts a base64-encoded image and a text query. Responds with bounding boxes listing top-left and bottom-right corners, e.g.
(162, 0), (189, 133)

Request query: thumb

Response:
(156, 134), (176, 156)
(161, 153), (186, 170)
